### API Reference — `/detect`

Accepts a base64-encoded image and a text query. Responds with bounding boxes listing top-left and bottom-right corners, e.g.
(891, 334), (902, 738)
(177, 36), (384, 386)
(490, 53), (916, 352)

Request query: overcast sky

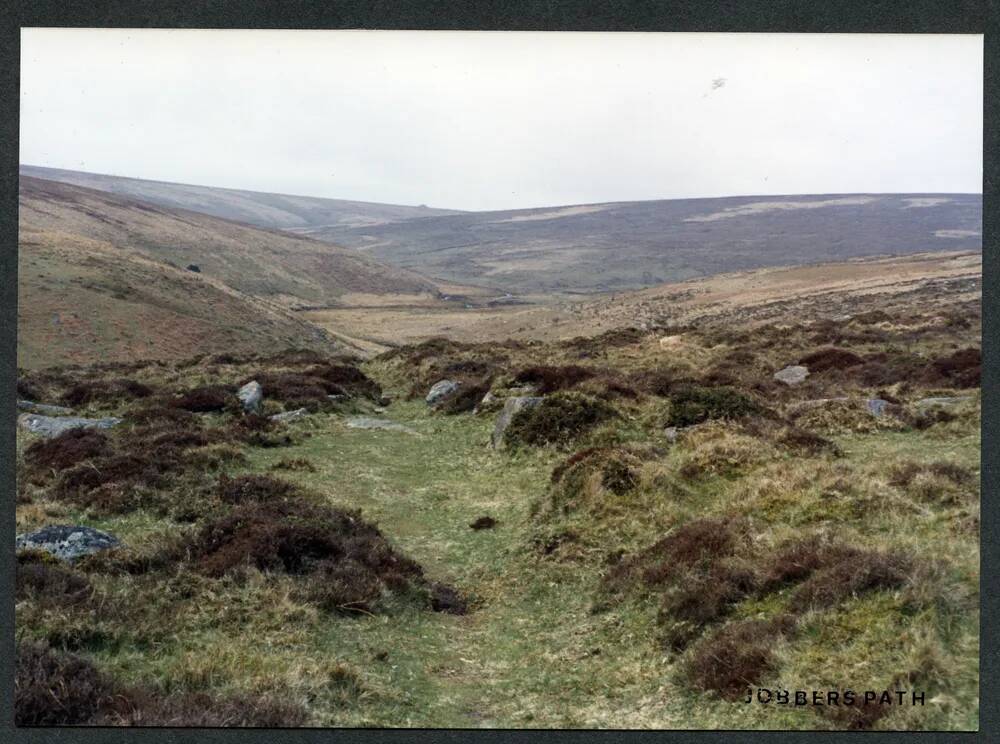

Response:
(20, 30), (982, 211)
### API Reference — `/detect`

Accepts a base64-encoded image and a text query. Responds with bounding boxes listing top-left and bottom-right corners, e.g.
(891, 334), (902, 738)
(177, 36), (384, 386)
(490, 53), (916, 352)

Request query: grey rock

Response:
(664, 426), (680, 443)
(237, 380), (263, 413)
(18, 413), (122, 438)
(17, 400), (73, 416)
(16, 525), (121, 562)
(327, 394), (348, 402)
(866, 398), (890, 417)
(915, 396), (973, 410)
(345, 416), (419, 435)
(773, 365), (810, 385)
(491, 396), (544, 449)
(270, 407), (308, 423)
(426, 379), (460, 406)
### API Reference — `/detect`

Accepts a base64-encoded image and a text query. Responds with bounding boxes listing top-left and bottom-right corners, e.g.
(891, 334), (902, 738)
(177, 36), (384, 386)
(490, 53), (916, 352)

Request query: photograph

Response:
(13, 28), (982, 729)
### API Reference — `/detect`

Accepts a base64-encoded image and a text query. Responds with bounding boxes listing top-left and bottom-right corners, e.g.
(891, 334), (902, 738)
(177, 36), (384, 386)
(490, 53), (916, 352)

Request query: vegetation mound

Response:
(504, 392), (619, 449)
(666, 385), (768, 427)
(15, 641), (308, 727)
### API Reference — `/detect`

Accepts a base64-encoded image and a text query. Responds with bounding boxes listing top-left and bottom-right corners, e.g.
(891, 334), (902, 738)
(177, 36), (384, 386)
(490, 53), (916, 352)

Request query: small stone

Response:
(426, 380), (460, 406)
(237, 381), (263, 413)
(773, 365), (810, 385)
(664, 426), (679, 443)
(16, 525), (121, 562)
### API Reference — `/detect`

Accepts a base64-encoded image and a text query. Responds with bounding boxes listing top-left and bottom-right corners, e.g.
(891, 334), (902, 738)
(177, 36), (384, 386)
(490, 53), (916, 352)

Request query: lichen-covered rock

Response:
(426, 380), (460, 406)
(237, 381), (263, 413)
(18, 414), (122, 439)
(491, 396), (544, 449)
(15, 525), (121, 562)
(773, 365), (809, 385)
(915, 396), (974, 410)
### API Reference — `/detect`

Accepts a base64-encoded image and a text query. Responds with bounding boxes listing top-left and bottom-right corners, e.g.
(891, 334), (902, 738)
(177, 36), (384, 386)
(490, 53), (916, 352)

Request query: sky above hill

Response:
(20, 30), (982, 211)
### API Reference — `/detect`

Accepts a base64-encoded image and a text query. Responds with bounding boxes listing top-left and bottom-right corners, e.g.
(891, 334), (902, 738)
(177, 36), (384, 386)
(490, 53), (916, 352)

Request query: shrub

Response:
(929, 347), (980, 388)
(308, 363), (382, 400)
(504, 393), (618, 449)
(15, 642), (116, 725)
(60, 378), (154, 406)
(602, 517), (750, 595)
(658, 559), (760, 649)
(217, 474), (301, 505)
(15, 642), (309, 727)
(789, 549), (911, 612)
(436, 379), (492, 415)
(170, 384), (234, 413)
(666, 385), (767, 428)
(798, 347), (865, 373)
(16, 552), (93, 605)
(23, 429), (110, 479)
(684, 618), (793, 699)
(470, 516), (497, 530)
(512, 365), (596, 394)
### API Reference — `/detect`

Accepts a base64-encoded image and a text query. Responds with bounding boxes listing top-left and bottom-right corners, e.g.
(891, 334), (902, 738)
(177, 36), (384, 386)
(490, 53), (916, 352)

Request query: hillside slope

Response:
(16, 229), (358, 369)
(305, 194), (982, 294)
(20, 165), (465, 230)
(19, 176), (439, 308)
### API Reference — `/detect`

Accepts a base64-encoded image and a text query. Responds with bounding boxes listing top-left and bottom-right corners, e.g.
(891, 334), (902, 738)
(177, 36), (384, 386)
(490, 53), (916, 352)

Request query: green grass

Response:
(15, 347), (980, 729)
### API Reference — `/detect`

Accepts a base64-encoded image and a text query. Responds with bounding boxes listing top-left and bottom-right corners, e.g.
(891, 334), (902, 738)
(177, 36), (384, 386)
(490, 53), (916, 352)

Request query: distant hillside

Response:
(19, 176), (439, 308)
(20, 165), (465, 230)
(303, 194), (982, 294)
(17, 227), (355, 369)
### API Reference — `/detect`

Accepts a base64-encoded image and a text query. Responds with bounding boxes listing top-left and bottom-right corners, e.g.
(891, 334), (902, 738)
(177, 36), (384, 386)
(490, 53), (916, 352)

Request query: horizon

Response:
(20, 30), (982, 211)
(18, 162), (984, 214)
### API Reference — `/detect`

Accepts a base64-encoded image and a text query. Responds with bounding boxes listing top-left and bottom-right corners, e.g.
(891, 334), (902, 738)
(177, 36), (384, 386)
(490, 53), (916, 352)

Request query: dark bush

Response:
(888, 461), (975, 489)
(775, 426), (842, 457)
(309, 363), (382, 400)
(799, 347), (865, 373)
(658, 559), (760, 649)
(436, 379), (492, 415)
(170, 384), (234, 413)
(929, 347), (980, 388)
(666, 385), (767, 428)
(684, 618), (793, 699)
(217, 474), (301, 505)
(429, 582), (468, 615)
(60, 378), (154, 407)
(470, 516), (497, 530)
(271, 458), (317, 472)
(23, 429), (110, 477)
(603, 518), (750, 595)
(185, 264), (200, 272)
(15, 642), (117, 726)
(16, 552), (93, 605)
(512, 365), (596, 394)
(15, 641), (309, 727)
(17, 377), (43, 401)
(504, 393), (618, 449)
(789, 549), (911, 613)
